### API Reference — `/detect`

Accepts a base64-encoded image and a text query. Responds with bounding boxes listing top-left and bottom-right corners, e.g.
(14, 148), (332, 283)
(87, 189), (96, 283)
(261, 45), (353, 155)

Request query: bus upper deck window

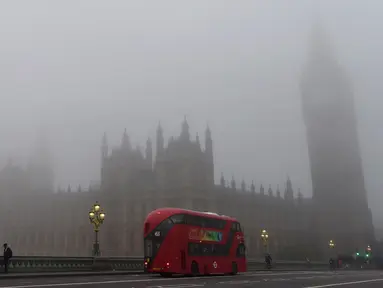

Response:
(170, 214), (185, 224)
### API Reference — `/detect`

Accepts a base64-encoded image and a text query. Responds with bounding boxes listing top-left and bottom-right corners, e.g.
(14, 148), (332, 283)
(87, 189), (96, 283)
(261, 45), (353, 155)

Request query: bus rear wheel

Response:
(160, 273), (172, 277)
(191, 261), (199, 276)
(231, 262), (238, 275)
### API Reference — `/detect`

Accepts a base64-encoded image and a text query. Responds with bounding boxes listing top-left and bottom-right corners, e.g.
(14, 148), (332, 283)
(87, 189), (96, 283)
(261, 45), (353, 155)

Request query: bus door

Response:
(144, 237), (162, 269)
(144, 239), (153, 270)
(181, 249), (186, 270)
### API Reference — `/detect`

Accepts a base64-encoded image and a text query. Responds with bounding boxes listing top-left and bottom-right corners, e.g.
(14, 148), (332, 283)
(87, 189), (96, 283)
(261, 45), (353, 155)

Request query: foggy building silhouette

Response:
(301, 24), (374, 254)
(0, 119), (309, 259)
(0, 26), (374, 260)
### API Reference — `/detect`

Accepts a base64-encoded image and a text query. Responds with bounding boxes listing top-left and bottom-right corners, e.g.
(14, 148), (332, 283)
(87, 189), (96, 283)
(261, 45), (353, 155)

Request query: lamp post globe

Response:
(89, 202), (105, 256)
(260, 229), (269, 253)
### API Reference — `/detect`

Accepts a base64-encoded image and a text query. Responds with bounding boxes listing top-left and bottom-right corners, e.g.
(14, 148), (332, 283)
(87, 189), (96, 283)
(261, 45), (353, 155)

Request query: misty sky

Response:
(0, 1), (382, 222)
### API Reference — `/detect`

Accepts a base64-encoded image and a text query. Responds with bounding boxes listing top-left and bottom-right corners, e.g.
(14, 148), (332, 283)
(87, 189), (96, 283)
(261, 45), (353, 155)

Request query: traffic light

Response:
(356, 251), (360, 256)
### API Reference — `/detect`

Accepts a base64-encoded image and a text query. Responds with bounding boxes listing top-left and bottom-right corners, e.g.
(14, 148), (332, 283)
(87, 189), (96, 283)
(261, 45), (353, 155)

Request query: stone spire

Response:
(260, 184), (265, 195)
(268, 185), (273, 197)
(121, 128), (131, 150)
(220, 173), (225, 187)
(241, 179), (246, 192)
(231, 176), (236, 190)
(250, 180), (255, 193)
(180, 116), (190, 141)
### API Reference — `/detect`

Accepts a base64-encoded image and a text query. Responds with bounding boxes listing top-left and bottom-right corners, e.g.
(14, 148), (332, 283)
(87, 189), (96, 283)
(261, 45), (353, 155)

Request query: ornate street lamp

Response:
(261, 229), (269, 253)
(328, 239), (335, 249)
(89, 201), (105, 256)
(366, 245), (372, 259)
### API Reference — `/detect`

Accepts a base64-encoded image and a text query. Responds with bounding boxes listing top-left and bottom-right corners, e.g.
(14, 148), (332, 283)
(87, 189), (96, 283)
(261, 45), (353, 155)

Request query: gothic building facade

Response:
(0, 119), (312, 259)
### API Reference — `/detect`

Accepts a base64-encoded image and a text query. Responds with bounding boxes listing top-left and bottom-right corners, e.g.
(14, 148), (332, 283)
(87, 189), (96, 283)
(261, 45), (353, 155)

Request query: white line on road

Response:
(305, 278), (383, 288)
(146, 284), (205, 288)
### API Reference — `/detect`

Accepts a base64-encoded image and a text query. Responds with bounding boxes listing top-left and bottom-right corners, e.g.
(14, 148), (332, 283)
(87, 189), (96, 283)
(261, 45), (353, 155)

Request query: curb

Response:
(0, 270), (145, 280)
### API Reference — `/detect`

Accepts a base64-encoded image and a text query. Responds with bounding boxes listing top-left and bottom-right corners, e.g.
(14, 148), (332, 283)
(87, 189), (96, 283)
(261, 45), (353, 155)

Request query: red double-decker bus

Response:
(143, 207), (246, 276)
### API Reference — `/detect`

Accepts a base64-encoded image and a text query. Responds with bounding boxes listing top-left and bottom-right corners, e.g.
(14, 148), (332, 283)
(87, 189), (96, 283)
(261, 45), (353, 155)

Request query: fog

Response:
(0, 1), (382, 223)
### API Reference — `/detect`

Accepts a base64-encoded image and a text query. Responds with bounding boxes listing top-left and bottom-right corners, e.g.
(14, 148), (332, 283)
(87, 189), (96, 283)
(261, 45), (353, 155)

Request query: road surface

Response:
(0, 270), (382, 287)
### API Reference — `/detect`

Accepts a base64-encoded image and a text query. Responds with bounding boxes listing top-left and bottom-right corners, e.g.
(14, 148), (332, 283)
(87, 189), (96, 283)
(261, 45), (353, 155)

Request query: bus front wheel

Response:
(231, 262), (238, 275)
(191, 261), (199, 276)
(160, 273), (172, 278)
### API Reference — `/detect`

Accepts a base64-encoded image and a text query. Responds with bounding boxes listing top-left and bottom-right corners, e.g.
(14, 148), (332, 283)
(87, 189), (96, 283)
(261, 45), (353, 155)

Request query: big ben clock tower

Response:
(301, 25), (374, 255)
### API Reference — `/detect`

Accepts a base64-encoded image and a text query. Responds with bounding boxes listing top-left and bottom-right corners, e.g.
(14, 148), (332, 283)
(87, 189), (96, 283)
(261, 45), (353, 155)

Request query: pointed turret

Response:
(268, 185), (273, 197)
(205, 124), (212, 153)
(156, 122), (164, 158)
(220, 173), (225, 187)
(276, 184), (281, 198)
(297, 188), (303, 204)
(250, 180), (255, 193)
(146, 138), (153, 170)
(180, 116), (190, 141)
(284, 176), (294, 200)
(205, 124), (214, 186)
(121, 129), (131, 150)
(231, 176), (236, 190)
(260, 184), (265, 195)
(241, 179), (246, 192)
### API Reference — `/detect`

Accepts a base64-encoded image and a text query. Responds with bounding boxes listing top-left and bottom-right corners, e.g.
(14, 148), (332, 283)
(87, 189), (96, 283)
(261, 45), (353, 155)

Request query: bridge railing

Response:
(0, 256), (327, 273)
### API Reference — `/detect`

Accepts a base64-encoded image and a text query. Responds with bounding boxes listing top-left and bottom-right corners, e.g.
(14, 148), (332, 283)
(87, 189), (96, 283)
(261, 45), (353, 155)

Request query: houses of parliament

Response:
(0, 26), (375, 260)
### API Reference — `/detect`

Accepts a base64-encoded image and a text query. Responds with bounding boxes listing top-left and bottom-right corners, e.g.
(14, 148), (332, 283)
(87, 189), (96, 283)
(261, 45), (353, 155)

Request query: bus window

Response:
(204, 218), (227, 229)
(157, 218), (173, 231)
(151, 218), (174, 238)
(231, 222), (242, 232)
(236, 243), (246, 257)
(188, 243), (200, 255)
(170, 214), (185, 224)
(185, 215), (202, 226)
(185, 215), (226, 229)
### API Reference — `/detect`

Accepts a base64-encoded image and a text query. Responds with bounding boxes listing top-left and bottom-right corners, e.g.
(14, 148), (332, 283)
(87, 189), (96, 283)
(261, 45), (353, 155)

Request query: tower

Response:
(301, 24), (374, 254)
(205, 125), (214, 186)
(121, 129), (131, 150)
(180, 116), (190, 142)
(146, 138), (153, 170)
(284, 177), (294, 201)
(156, 122), (164, 159)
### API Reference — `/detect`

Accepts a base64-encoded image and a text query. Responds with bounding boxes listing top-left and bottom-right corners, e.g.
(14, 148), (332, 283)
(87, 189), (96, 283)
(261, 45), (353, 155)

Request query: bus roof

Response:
(145, 207), (237, 222)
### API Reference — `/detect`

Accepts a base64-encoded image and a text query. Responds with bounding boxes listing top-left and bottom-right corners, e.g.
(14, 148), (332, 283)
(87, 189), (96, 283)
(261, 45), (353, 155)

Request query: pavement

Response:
(0, 270), (382, 287)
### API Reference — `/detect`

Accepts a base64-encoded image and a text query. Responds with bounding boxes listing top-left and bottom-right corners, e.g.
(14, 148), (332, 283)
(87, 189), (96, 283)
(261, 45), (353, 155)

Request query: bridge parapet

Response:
(0, 256), (332, 273)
